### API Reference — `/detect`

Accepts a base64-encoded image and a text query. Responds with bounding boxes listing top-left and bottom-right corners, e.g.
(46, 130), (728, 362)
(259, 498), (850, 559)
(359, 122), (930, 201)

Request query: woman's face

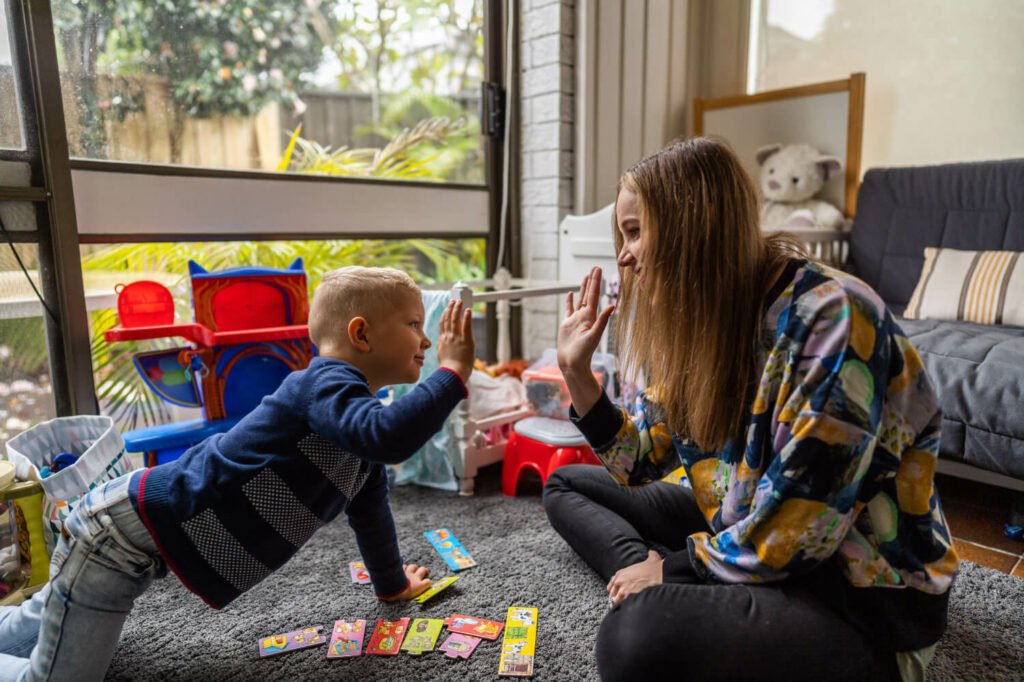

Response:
(615, 186), (647, 286)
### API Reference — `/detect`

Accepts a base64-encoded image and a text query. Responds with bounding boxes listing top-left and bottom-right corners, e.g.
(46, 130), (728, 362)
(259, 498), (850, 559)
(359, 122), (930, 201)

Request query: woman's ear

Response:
(347, 316), (371, 352)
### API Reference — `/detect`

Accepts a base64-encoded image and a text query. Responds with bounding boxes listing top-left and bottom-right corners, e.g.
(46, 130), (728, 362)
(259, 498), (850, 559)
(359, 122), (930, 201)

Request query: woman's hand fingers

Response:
(577, 273), (592, 311)
(587, 267), (603, 310)
(592, 304), (616, 338)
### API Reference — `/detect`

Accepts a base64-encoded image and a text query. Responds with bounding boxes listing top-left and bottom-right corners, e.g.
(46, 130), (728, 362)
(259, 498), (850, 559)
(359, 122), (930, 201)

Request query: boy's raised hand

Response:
(379, 563), (432, 602)
(437, 299), (475, 383)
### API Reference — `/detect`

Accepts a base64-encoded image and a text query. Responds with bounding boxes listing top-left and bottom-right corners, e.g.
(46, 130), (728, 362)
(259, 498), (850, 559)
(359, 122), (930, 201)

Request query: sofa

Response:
(847, 158), (1024, 492)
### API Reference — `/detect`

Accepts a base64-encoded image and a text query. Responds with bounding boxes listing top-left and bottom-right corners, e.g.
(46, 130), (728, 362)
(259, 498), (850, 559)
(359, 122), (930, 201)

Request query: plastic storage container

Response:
(0, 477), (50, 605)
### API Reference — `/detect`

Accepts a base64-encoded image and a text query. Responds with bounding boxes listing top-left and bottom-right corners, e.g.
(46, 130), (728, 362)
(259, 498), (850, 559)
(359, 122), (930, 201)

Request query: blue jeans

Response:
(0, 472), (165, 681)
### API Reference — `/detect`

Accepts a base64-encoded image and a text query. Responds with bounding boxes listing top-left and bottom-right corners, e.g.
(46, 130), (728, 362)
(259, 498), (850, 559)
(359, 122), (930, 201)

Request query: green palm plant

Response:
(278, 116), (470, 179)
(368, 90), (484, 183)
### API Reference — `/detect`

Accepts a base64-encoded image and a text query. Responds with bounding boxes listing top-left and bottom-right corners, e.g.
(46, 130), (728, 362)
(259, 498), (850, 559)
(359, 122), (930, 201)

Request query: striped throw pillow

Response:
(904, 248), (1024, 326)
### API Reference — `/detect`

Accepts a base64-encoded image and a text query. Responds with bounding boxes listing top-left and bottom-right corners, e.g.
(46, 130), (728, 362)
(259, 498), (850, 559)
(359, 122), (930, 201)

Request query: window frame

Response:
(2, 0), (94, 416)
(71, 160), (490, 240)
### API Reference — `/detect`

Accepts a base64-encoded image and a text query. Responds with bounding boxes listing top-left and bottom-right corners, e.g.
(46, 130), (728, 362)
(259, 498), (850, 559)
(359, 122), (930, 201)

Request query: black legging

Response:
(542, 464), (901, 682)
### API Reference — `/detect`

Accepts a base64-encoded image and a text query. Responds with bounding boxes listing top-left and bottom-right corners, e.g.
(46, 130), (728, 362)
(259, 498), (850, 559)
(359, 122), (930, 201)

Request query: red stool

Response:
(502, 416), (599, 496)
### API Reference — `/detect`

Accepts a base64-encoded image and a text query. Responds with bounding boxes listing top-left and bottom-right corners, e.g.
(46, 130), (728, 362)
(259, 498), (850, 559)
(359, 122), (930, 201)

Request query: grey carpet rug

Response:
(107, 466), (1024, 681)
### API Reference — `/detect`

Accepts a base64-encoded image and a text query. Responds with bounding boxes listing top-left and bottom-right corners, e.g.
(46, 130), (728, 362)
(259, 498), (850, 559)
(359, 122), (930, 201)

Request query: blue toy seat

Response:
(124, 417), (241, 466)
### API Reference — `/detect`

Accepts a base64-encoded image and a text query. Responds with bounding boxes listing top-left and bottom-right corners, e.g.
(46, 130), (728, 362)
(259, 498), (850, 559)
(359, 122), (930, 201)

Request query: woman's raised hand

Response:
(557, 266), (615, 374)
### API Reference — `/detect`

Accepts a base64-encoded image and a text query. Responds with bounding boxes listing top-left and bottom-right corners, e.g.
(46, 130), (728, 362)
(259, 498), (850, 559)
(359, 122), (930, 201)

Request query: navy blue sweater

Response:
(129, 357), (466, 609)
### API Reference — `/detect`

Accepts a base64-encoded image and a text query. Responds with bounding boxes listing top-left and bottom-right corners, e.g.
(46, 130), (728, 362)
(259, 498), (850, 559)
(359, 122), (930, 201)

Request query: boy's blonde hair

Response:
(309, 266), (421, 348)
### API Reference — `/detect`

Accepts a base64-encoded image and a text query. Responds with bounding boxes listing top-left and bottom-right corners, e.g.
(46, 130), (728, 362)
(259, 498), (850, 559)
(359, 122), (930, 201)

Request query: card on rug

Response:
(439, 633), (482, 659)
(257, 625), (326, 658)
(400, 618), (445, 655)
(444, 613), (504, 640)
(498, 606), (538, 677)
(424, 528), (477, 571)
(348, 560), (371, 584)
(326, 619), (366, 659)
(412, 575), (459, 604)
(365, 618), (410, 655)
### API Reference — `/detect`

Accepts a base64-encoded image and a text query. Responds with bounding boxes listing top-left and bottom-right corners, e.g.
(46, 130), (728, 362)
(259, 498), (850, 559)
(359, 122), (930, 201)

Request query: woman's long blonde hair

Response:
(613, 137), (804, 451)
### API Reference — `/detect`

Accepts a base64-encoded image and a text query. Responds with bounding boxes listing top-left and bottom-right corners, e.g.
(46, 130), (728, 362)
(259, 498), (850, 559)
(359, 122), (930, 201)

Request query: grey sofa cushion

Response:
(897, 317), (1024, 479)
(850, 159), (1024, 311)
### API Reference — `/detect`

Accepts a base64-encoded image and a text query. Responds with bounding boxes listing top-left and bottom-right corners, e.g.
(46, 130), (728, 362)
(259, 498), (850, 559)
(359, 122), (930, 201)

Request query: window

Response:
(0, 0), (25, 151)
(3, 0), (504, 421)
(0, 244), (56, 440)
(52, 0), (485, 182)
(56, 0), (496, 241)
(747, 0), (1024, 168)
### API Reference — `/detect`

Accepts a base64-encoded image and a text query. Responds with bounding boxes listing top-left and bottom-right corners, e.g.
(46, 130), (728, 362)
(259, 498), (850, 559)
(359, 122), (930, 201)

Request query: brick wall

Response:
(519, 0), (574, 360)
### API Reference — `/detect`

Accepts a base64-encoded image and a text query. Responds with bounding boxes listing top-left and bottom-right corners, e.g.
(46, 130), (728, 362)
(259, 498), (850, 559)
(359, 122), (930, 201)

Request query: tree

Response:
(53, 0), (332, 161)
(313, 0), (483, 112)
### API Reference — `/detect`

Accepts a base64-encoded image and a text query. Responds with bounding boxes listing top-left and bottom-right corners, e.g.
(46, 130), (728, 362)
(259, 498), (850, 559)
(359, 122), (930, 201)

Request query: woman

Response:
(544, 137), (957, 681)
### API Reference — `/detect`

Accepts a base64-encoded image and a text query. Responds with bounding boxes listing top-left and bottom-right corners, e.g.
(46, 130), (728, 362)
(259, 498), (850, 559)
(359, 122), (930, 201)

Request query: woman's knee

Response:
(541, 464), (580, 511)
(595, 586), (701, 681)
(595, 597), (661, 680)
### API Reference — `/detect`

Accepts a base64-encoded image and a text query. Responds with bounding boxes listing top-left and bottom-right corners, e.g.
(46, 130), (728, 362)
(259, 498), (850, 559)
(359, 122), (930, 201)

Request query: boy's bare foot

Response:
(379, 563), (432, 602)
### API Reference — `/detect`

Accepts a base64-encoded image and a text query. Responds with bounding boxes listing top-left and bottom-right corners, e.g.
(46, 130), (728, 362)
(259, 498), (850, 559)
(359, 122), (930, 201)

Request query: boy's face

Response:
(368, 292), (430, 386)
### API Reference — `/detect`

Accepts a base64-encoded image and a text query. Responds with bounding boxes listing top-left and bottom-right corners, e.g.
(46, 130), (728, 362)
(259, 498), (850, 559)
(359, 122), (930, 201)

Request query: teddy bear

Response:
(755, 143), (845, 231)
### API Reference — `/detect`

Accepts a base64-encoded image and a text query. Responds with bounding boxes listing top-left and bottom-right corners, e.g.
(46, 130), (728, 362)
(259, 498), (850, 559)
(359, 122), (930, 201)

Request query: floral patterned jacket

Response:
(574, 260), (958, 594)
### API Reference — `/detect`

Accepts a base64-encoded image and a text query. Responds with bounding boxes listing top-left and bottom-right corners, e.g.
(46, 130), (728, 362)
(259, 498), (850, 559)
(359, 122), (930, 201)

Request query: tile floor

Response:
(935, 473), (1024, 579)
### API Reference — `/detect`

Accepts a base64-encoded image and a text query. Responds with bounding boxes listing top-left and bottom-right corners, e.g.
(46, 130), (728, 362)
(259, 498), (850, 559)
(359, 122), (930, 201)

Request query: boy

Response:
(0, 266), (474, 680)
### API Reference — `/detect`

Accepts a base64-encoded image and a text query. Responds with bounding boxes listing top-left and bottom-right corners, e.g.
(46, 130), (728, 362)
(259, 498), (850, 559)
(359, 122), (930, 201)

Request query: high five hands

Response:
(556, 267), (615, 417)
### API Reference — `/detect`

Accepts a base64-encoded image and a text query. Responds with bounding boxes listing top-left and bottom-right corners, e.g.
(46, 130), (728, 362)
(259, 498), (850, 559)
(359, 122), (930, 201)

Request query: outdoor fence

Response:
(41, 69), (480, 171)
(1, 66), (21, 150)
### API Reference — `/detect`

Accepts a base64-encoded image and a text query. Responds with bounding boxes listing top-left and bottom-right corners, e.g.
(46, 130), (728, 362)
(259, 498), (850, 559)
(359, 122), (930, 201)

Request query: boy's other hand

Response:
(380, 563), (432, 602)
(437, 299), (475, 383)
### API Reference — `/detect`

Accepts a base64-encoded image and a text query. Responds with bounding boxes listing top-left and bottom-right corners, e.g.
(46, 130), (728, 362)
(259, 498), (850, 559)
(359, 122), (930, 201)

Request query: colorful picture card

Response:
(365, 618), (410, 656)
(348, 560), (371, 585)
(439, 633), (481, 660)
(444, 613), (504, 640)
(498, 606), (539, 677)
(424, 528), (477, 571)
(327, 619), (366, 659)
(412, 575), (459, 604)
(257, 625), (326, 658)
(400, 618), (445, 655)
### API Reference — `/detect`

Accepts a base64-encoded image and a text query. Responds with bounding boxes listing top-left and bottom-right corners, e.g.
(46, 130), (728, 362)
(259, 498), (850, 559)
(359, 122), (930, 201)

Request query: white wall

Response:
(751, 0), (1024, 170)
(519, 0), (696, 359)
(575, 0), (693, 213)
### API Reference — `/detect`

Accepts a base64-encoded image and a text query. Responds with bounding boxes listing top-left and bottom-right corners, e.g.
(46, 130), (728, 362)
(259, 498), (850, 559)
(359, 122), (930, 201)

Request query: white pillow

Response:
(904, 247), (1024, 326)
